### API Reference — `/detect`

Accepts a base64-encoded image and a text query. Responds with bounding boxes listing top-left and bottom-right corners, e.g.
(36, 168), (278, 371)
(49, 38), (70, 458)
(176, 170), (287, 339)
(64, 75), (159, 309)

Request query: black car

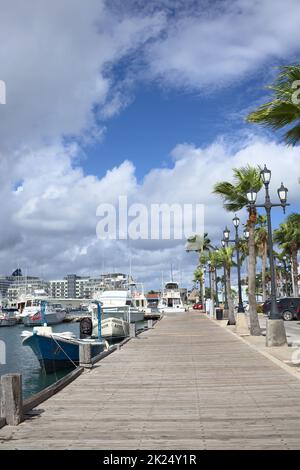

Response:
(262, 297), (300, 321)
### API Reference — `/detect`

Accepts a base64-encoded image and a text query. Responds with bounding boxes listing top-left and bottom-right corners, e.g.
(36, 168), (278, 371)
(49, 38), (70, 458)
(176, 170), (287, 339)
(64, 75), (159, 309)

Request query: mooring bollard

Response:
(79, 343), (92, 368)
(147, 319), (153, 329)
(129, 323), (136, 338)
(0, 374), (23, 426)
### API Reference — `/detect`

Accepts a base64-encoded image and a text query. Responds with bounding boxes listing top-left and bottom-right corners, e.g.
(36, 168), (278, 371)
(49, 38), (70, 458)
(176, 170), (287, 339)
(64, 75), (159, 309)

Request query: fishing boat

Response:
(22, 299), (66, 326)
(0, 308), (18, 327)
(88, 289), (144, 339)
(22, 301), (107, 372)
(158, 282), (186, 314)
(22, 327), (106, 372)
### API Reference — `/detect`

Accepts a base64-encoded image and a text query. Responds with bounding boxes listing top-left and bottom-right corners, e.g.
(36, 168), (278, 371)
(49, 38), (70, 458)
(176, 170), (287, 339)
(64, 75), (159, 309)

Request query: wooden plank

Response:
(2, 312), (300, 449)
(23, 367), (83, 414)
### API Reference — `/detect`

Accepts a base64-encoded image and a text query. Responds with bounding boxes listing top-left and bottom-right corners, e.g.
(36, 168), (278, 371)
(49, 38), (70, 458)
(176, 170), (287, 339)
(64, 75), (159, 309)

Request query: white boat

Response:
(89, 289), (144, 338)
(95, 316), (129, 339)
(158, 282), (186, 314)
(130, 282), (152, 314)
(22, 299), (66, 326)
(0, 308), (18, 327)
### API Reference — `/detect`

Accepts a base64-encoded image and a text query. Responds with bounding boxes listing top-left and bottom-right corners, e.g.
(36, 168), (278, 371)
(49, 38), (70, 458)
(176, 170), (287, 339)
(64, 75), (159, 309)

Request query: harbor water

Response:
(0, 322), (80, 399)
(0, 319), (147, 400)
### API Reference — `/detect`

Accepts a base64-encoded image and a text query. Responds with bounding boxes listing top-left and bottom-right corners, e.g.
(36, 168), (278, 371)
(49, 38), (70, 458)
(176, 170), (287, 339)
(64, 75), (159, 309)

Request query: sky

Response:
(0, 0), (299, 290)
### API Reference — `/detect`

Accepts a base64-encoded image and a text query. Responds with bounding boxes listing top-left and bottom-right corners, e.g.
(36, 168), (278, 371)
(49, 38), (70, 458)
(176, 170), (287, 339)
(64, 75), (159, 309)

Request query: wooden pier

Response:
(1, 311), (300, 449)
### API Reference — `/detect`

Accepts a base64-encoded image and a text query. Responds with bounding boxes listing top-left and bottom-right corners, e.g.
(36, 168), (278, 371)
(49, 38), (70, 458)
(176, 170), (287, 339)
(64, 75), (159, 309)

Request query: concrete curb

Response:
(209, 316), (300, 381)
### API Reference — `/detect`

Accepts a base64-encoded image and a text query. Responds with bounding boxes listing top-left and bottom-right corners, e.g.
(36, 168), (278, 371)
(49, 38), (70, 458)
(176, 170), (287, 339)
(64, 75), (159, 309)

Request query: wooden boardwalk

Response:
(1, 311), (300, 449)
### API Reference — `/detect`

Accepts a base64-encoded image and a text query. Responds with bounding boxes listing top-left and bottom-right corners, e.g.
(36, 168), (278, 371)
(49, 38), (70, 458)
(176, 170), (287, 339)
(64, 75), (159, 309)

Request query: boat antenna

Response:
(171, 264), (174, 282)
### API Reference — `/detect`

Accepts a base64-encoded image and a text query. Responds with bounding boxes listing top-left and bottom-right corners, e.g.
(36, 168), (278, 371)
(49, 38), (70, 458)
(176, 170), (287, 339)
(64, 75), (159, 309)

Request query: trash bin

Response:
(216, 308), (223, 320)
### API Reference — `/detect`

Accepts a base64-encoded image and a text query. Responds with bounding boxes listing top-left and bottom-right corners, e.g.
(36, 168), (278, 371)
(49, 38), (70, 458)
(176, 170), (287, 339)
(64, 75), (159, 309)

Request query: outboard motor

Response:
(80, 317), (93, 339)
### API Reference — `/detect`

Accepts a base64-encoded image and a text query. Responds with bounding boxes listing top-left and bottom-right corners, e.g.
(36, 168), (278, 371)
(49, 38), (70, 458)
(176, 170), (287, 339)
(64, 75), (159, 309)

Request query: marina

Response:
(2, 311), (300, 449)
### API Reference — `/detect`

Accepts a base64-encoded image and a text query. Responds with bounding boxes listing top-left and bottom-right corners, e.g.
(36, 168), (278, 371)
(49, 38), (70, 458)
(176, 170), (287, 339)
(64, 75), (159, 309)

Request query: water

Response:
(0, 322), (80, 400)
(0, 319), (147, 400)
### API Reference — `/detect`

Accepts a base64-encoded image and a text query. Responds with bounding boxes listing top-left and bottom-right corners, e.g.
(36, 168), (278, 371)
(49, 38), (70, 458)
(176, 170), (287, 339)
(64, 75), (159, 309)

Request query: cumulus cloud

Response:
(0, 0), (166, 150)
(144, 0), (300, 90)
(0, 1), (300, 289)
(0, 135), (298, 288)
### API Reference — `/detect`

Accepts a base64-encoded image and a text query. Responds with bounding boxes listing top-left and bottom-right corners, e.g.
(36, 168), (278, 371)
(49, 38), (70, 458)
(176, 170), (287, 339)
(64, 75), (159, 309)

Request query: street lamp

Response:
(223, 226), (230, 241)
(220, 239), (229, 315)
(214, 248), (220, 307)
(223, 214), (245, 313)
(246, 164), (289, 346)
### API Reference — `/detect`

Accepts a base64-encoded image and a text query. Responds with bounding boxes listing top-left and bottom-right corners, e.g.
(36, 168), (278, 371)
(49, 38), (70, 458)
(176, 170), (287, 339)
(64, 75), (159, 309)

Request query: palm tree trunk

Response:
(248, 217), (261, 335)
(262, 242), (267, 302)
(226, 267), (235, 325)
(291, 244), (299, 297)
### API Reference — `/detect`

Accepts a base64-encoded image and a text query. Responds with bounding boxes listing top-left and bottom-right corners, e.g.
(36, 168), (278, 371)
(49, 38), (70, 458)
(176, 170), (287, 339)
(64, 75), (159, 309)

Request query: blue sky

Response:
(0, 0), (299, 288)
(86, 76), (267, 179)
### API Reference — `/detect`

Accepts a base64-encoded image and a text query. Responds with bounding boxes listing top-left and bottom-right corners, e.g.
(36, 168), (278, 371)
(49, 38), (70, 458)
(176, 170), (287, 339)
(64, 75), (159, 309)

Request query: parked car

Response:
(193, 303), (203, 310)
(262, 297), (300, 321)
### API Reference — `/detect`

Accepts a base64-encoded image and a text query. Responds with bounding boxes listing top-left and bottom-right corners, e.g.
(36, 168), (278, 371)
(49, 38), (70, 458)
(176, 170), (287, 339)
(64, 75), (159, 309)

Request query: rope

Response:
(50, 334), (79, 369)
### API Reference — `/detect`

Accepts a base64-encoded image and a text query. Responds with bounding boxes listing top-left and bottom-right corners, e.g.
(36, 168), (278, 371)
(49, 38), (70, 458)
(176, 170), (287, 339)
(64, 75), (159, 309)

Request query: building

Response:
(0, 276), (13, 298)
(7, 276), (50, 301)
(49, 273), (129, 299)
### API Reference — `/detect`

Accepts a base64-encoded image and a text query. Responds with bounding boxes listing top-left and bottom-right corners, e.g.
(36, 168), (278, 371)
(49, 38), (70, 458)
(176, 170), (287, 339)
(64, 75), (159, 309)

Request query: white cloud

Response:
(0, 1), (300, 289)
(0, 135), (298, 289)
(0, 0), (166, 150)
(144, 0), (300, 90)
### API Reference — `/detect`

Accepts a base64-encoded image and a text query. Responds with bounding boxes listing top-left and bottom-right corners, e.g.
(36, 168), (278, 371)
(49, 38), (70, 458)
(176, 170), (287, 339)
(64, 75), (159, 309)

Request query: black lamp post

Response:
(214, 248), (220, 307)
(223, 216), (245, 313)
(221, 239), (229, 312)
(246, 165), (289, 323)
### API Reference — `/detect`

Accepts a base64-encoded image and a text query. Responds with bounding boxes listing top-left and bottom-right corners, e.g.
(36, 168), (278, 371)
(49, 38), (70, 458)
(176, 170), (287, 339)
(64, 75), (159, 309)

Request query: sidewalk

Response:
(1, 311), (300, 449)
(213, 316), (300, 378)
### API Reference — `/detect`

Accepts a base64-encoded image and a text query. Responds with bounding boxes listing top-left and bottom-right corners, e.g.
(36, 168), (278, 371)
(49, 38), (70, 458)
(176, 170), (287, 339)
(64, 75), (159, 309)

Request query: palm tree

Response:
(200, 248), (222, 309)
(255, 215), (268, 302)
(215, 246), (235, 325)
(214, 165), (263, 335)
(187, 232), (212, 306)
(246, 65), (300, 146)
(193, 266), (204, 303)
(274, 213), (300, 297)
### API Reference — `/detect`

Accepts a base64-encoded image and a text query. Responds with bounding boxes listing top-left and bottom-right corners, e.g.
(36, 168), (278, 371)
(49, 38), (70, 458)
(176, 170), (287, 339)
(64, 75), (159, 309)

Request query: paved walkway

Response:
(1, 311), (300, 449)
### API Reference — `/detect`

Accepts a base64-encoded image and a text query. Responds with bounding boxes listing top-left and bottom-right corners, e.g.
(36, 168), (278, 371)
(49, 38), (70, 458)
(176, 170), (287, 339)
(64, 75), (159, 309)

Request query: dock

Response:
(1, 310), (300, 449)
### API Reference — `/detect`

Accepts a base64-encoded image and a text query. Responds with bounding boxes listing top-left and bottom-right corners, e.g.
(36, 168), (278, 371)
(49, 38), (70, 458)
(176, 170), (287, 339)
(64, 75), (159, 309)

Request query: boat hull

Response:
(93, 317), (129, 339)
(0, 318), (18, 327)
(23, 311), (66, 326)
(23, 333), (104, 373)
(158, 307), (186, 314)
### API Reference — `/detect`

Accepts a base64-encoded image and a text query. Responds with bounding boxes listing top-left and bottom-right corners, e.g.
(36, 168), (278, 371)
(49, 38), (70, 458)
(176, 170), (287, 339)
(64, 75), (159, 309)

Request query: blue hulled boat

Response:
(21, 300), (106, 373)
(22, 328), (105, 372)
